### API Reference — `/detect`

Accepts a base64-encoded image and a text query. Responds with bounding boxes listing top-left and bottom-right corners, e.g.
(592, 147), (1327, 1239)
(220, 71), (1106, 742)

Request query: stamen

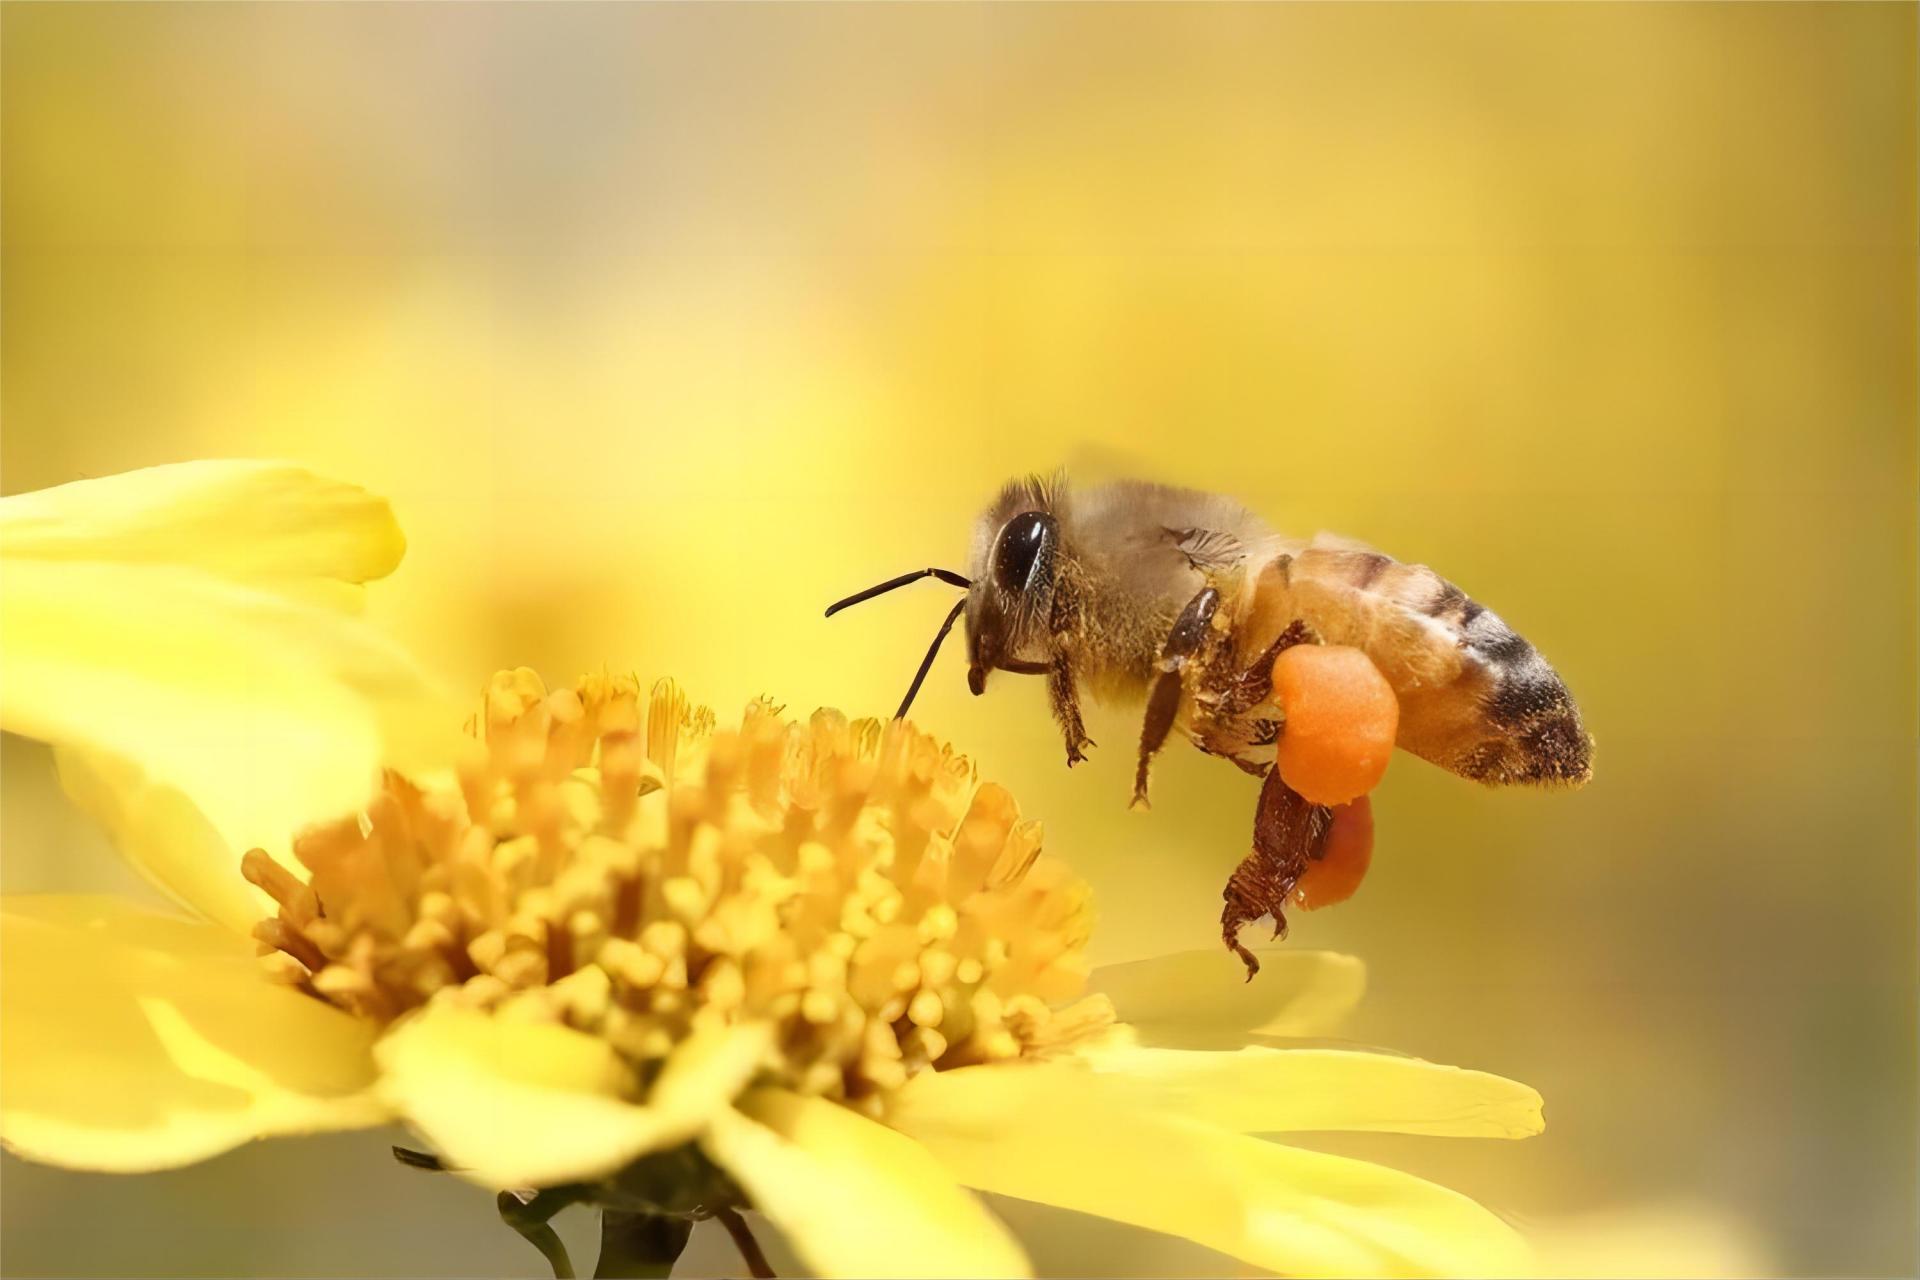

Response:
(251, 917), (325, 974)
(244, 669), (1108, 1103)
(241, 848), (318, 925)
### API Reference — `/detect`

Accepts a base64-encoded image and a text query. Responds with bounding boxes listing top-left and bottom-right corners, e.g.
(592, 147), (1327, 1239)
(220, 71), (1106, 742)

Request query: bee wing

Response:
(1166, 525), (1252, 571)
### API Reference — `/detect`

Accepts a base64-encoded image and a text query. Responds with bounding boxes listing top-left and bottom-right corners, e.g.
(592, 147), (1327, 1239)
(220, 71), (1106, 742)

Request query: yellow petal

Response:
(1089, 948), (1366, 1045)
(650, 1019), (774, 1123)
(0, 460), (404, 587)
(890, 1064), (1531, 1279)
(0, 559), (464, 860)
(703, 1089), (1029, 1280)
(0, 895), (385, 1173)
(373, 1005), (763, 1189)
(54, 746), (268, 937)
(1071, 1043), (1545, 1139)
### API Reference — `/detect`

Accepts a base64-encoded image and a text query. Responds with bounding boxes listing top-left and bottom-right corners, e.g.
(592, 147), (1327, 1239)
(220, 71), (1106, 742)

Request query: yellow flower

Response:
(4, 667), (1543, 1279)
(0, 462), (1542, 1276)
(0, 460), (461, 931)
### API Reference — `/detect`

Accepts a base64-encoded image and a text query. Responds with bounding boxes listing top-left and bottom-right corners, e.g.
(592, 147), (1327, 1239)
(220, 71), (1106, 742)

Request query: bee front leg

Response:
(1132, 586), (1221, 809)
(1048, 653), (1095, 766)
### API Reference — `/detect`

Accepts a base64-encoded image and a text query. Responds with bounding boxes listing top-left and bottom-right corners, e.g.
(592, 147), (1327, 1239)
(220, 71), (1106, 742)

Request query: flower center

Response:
(245, 670), (1111, 1107)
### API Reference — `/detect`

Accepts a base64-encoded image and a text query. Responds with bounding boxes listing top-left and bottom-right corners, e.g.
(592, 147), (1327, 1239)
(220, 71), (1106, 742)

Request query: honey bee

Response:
(827, 473), (1592, 970)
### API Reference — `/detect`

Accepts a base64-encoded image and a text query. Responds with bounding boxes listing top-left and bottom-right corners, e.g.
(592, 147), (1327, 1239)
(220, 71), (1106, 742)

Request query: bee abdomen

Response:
(1457, 608), (1592, 785)
(1236, 542), (1593, 788)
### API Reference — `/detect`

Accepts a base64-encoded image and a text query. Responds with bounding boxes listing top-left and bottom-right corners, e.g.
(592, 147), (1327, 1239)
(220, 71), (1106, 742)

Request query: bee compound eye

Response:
(993, 511), (1055, 593)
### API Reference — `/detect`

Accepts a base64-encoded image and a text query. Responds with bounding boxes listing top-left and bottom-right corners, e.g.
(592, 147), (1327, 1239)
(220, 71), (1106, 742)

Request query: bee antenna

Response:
(824, 567), (971, 617)
(895, 597), (968, 720)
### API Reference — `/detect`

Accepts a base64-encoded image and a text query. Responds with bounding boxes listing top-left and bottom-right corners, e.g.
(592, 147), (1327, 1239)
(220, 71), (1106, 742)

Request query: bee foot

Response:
(1222, 857), (1285, 981)
(1226, 927), (1261, 981)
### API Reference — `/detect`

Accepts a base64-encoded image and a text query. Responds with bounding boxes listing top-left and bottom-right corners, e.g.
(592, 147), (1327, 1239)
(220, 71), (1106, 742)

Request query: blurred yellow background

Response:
(2, 3), (1913, 1276)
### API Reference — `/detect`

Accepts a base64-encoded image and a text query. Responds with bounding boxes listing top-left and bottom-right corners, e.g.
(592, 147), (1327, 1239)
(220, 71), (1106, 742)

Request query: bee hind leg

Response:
(1221, 769), (1333, 979)
(1131, 586), (1221, 808)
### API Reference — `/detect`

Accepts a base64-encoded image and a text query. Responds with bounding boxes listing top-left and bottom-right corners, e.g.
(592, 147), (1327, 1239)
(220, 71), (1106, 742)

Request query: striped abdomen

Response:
(1229, 538), (1593, 786)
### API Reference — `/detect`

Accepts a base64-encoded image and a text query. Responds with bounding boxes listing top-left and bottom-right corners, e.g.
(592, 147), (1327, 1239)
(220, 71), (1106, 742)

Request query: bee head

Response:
(965, 509), (1059, 695)
(822, 473), (1064, 720)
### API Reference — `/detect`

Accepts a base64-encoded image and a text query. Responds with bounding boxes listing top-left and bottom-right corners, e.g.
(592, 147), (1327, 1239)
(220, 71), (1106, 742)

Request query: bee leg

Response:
(1221, 769), (1333, 979)
(1048, 653), (1096, 765)
(1184, 619), (1317, 772)
(1131, 586), (1221, 809)
(496, 1186), (587, 1279)
(1218, 618), (1317, 719)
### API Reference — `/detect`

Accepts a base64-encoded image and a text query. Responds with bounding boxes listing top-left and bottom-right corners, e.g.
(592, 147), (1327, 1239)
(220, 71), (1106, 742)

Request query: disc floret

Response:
(246, 670), (1111, 1112)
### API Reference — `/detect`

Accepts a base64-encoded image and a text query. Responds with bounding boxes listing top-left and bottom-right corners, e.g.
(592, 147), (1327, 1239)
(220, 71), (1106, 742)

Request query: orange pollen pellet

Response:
(1271, 643), (1400, 807)
(1291, 796), (1374, 911)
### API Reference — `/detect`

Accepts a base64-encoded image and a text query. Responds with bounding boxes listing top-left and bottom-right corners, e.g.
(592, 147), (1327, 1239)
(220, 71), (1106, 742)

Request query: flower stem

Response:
(716, 1207), (775, 1279)
(594, 1210), (692, 1279)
